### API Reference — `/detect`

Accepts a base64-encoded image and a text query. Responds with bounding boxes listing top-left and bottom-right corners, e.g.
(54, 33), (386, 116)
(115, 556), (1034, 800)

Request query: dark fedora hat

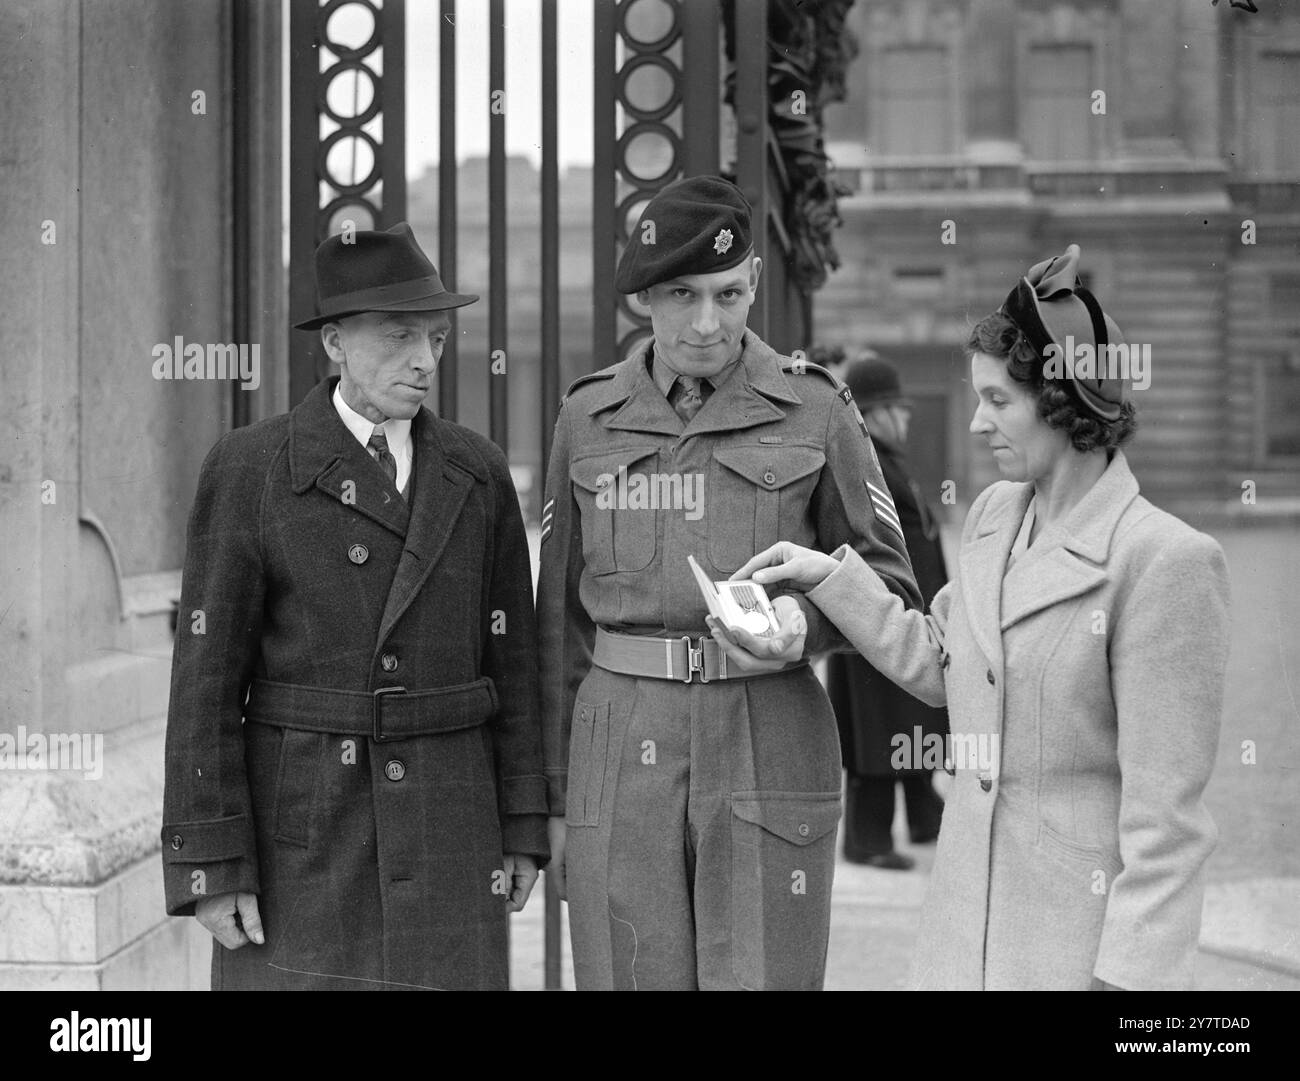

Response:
(294, 222), (477, 330)
(845, 354), (911, 410)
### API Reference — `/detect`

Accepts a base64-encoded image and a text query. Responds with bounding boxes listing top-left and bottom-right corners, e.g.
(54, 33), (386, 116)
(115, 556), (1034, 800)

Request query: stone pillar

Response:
(0, 0), (279, 990)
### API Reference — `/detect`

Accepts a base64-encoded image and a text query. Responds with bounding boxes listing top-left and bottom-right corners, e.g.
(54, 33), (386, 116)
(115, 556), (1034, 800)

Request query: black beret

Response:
(615, 175), (754, 294)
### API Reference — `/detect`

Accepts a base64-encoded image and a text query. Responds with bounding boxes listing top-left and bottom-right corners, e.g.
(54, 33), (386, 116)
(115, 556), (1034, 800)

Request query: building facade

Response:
(819, 0), (1300, 517)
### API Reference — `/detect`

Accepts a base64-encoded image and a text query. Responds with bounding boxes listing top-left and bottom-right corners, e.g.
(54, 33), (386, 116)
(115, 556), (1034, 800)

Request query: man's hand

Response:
(502, 853), (540, 913)
(731, 541), (842, 591)
(546, 816), (567, 901)
(707, 595), (807, 674)
(196, 891), (264, 949)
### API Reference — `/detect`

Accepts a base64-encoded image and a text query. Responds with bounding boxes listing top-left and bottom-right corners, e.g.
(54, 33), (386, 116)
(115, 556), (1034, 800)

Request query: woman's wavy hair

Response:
(966, 311), (1137, 453)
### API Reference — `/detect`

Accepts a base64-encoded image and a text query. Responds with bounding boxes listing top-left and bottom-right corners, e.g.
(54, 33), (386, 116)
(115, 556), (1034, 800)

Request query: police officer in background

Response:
(537, 176), (920, 990)
(825, 355), (950, 870)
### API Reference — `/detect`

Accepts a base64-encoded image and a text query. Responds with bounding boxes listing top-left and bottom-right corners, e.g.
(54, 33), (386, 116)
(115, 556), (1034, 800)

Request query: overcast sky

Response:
(405, 0), (596, 175)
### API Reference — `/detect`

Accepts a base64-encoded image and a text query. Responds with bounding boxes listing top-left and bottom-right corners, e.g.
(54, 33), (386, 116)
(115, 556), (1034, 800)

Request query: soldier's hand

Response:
(707, 595), (807, 673)
(503, 853), (540, 913)
(731, 541), (841, 590)
(546, 816), (568, 901)
(196, 891), (264, 949)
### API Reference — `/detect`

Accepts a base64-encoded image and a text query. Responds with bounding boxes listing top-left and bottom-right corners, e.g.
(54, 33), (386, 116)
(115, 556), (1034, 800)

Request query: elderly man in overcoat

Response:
(537, 176), (920, 990)
(160, 223), (549, 990)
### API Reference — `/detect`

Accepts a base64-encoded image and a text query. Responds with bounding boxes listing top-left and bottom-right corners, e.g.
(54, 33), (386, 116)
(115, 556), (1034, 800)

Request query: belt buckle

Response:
(372, 685), (407, 743)
(679, 636), (709, 684)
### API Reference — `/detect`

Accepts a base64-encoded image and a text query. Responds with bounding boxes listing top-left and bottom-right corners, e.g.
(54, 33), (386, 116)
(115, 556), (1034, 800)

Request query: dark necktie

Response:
(368, 427), (398, 489)
(670, 375), (707, 424)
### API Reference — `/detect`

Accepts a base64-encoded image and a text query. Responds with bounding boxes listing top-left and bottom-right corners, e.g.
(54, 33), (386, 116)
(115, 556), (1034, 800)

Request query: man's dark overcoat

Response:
(826, 440), (949, 775)
(160, 377), (548, 990)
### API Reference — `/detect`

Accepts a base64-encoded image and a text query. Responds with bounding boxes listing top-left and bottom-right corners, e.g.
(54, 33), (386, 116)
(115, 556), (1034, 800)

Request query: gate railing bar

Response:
(288, 0), (322, 404)
(439, 0), (459, 421)
(734, 0), (769, 342)
(680, 0), (720, 176)
(540, 0), (563, 992)
(591, 0), (618, 369)
(488, 0), (508, 450)
(379, 0), (408, 228)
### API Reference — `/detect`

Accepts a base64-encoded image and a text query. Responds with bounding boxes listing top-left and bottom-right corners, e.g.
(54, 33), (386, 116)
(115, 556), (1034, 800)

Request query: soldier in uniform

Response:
(537, 176), (920, 990)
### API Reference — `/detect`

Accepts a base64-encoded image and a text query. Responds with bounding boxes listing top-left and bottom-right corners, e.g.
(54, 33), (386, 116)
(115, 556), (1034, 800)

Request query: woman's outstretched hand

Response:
(730, 541), (842, 591)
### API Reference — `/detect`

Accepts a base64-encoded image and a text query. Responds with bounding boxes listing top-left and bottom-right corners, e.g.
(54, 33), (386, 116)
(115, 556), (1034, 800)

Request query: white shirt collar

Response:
(332, 382), (412, 463)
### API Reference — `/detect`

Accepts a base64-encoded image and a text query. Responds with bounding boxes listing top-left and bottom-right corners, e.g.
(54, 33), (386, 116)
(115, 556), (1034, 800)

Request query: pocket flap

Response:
(713, 446), (825, 490)
(570, 446), (660, 493)
(731, 791), (842, 845)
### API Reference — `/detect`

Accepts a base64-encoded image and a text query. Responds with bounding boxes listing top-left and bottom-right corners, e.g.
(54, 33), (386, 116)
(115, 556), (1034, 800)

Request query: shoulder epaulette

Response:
(780, 359), (841, 388)
(564, 368), (618, 399)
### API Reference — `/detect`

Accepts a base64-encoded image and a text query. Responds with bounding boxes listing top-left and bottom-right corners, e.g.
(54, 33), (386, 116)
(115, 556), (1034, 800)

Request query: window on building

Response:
(1249, 53), (1300, 175)
(892, 266), (946, 300)
(1258, 350), (1300, 462)
(876, 46), (951, 156)
(1023, 44), (1096, 161)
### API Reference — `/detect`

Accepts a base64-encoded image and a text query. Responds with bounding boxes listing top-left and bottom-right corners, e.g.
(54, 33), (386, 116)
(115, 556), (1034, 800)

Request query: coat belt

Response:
(243, 677), (498, 743)
(593, 626), (805, 684)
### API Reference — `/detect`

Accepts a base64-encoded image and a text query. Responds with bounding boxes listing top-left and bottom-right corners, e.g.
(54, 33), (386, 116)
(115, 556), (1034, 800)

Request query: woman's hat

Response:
(294, 222), (478, 330)
(999, 243), (1127, 421)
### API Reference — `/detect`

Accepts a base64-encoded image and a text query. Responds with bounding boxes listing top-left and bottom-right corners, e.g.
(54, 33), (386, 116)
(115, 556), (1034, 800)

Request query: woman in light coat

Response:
(712, 245), (1231, 991)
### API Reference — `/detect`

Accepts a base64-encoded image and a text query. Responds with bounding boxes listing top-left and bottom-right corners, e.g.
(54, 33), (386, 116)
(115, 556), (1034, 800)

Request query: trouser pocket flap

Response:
(731, 792), (841, 846)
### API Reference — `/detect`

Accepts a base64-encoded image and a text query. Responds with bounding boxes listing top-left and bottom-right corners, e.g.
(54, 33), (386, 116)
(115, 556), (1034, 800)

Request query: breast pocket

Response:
(708, 445), (826, 572)
(570, 447), (661, 574)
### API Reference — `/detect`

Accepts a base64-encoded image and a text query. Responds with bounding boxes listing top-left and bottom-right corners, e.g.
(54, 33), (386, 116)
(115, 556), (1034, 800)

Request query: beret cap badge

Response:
(713, 228), (734, 256)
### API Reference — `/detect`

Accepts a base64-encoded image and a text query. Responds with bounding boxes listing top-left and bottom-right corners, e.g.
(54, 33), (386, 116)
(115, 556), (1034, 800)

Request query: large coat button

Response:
(385, 760), (406, 782)
(762, 470), (777, 486)
(986, 668), (995, 685)
(979, 772), (993, 792)
(170, 834), (184, 851)
(380, 652), (399, 673)
(348, 543), (369, 565)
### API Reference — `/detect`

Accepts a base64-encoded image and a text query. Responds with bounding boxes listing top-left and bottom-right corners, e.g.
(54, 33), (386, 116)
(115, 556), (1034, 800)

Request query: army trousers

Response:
(564, 661), (843, 990)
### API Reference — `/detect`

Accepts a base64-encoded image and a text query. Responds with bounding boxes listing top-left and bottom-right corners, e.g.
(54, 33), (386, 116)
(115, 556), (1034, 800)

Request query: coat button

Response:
(385, 760), (406, 782)
(170, 834), (184, 851)
(348, 543), (369, 565)
(380, 652), (399, 673)
(979, 773), (993, 792)
(986, 668), (995, 685)
(763, 470), (776, 485)
(797, 822), (810, 838)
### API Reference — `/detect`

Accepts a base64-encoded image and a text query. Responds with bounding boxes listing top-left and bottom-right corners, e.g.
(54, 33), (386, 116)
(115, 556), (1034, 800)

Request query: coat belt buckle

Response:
(679, 636), (709, 684)
(373, 685), (408, 743)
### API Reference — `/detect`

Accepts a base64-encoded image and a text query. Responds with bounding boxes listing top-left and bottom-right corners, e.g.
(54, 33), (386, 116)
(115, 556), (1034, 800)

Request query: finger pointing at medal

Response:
(731, 541), (842, 592)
